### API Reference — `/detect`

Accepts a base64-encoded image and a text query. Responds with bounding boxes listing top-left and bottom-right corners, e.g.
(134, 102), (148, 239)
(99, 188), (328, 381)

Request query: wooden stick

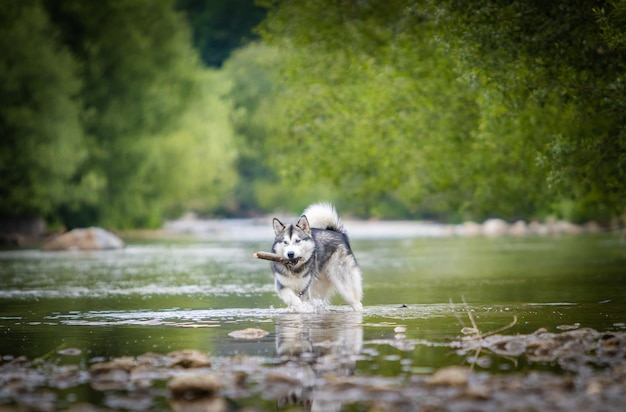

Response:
(252, 251), (289, 263)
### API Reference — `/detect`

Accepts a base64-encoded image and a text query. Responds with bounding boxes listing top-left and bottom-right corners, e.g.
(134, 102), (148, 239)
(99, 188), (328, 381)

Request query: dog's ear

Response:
(273, 218), (286, 235)
(296, 215), (311, 234)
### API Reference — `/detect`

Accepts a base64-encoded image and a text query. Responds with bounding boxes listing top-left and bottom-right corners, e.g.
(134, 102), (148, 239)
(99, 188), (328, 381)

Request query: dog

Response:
(270, 202), (363, 311)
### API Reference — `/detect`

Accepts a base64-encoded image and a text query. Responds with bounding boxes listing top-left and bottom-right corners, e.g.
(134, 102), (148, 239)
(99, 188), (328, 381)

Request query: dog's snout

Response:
(287, 251), (295, 259)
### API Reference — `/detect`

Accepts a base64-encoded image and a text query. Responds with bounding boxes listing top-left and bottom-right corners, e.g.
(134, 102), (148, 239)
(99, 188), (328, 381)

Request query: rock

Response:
(136, 352), (168, 367)
(228, 328), (270, 340)
(508, 220), (528, 237)
(43, 227), (124, 251)
(528, 221), (549, 235)
(457, 222), (483, 237)
(168, 372), (221, 399)
(169, 397), (228, 412)
(57, 348), (82, 356)
(130, 364), (166, 388)
(167, 350), (212, 369)
(90, 356), (136, 374)
(550, 220), (583, 235)
(583, 221), (602, 233)
(89, 357), (135, 391)
(483, 218), (509, 237)
(428, 366), (469, 386)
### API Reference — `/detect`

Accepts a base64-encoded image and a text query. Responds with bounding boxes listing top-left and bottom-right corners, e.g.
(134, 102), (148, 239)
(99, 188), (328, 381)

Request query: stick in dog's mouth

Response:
(286, 257), (302, 266)
(253, 251), (288, 263)
(252, 251), (303, 266)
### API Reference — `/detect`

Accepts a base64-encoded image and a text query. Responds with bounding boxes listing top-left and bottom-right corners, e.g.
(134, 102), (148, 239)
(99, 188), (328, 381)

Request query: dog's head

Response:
(272, 215), (314, 263)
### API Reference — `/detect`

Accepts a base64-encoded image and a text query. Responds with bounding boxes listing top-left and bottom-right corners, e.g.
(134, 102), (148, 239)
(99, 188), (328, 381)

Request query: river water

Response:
(0, 227), (625, 410)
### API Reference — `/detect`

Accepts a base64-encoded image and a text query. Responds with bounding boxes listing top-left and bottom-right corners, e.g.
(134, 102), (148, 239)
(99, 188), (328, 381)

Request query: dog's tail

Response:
(302, 202), (347, 235)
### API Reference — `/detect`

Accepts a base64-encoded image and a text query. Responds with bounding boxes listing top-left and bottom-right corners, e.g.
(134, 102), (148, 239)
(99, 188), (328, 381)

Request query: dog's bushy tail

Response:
(302, 202), (347, 235)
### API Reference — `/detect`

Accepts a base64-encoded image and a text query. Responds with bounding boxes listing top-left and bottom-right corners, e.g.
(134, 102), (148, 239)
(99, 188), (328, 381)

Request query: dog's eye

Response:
(295, 239), (301, 244)
(283, 240), (288, 245)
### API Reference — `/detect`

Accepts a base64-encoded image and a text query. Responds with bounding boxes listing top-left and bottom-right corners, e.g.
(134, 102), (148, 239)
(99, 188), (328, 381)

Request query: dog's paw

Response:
(288, 299), (329, 313)
(288, 300), (307, 313)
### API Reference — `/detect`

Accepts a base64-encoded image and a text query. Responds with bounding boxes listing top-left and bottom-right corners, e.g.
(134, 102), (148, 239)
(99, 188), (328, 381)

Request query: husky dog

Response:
(271, 202), (363, 311)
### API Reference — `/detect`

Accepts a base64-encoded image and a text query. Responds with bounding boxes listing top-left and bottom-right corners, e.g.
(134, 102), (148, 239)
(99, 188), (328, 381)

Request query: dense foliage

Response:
(257, 0), (626, 221)
(1, 0), (624, 230)
(0, 1), (85, 218)
(176, 0), (266, 67)
(1, 0), (238, 229)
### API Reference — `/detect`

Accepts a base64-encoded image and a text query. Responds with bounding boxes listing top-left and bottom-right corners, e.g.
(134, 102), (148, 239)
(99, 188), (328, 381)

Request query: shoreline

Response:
(2, 217), (623, 249)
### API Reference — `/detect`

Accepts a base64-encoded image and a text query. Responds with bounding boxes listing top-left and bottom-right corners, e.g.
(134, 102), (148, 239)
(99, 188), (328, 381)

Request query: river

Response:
(0, 226), (625, 410)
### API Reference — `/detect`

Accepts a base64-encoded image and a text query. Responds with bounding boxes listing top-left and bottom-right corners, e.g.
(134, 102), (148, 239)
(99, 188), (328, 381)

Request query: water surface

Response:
(0, 232), (625, 409)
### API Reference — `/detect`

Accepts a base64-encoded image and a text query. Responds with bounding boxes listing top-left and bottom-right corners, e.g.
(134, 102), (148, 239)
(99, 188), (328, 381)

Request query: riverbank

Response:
(162, 215), (620, 241)
(2, 215), (621, 249)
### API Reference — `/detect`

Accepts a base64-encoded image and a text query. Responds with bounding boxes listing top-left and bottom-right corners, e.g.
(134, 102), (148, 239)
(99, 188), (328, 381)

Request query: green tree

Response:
(258, 0), (626, 221)
(47, 0), (216, 228)
(258, 0), (489, 218)
(433, 0), (626, 221)
(176, 0), (266, 67)
(157, 69), (238, 218)
(222, 43), (279, 214)
(0, 0), (90, 220)
(223, 42), (342, 215)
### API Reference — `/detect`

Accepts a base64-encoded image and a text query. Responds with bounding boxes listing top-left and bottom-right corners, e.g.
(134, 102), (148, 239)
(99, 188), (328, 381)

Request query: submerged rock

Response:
(89, 356), (136, 391)
(3, 327), (626, 411)
(168, 372), (221, 399)
(228, 328), (270, 340)
(167, 350), (212, 369)
(57, 348), (82, 356)
(43, 227), (124, 251)
(454, 326), (626, 375)
(427, 366), (469, 386)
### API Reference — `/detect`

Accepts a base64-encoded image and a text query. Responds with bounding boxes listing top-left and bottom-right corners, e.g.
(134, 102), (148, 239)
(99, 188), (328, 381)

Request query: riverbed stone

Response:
(483, 218), (509, 237)
(43, 227), (124, 251)
(167, 350), (211, 369)
(457, 221), (483, 237)
(228, 328), (270, 340)
(551, 220), (583, 235)
(528, 221), (549, 235)
(4, 326), (626, 412)
(168, 371), (221, 399)
(508, 220), (528, 237)
(427, 366), (469, 386)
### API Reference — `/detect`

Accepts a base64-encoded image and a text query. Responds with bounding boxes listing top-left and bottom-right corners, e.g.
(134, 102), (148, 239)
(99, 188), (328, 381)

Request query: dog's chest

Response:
(277, 271), (309, 286)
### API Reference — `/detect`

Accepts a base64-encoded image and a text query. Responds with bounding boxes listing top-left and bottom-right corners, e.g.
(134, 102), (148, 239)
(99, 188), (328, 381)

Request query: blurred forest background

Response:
(1, 0), (625, 230)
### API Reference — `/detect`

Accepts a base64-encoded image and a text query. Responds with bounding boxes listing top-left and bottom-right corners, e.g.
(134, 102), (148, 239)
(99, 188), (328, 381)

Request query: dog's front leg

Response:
(277, 287), (306, 312)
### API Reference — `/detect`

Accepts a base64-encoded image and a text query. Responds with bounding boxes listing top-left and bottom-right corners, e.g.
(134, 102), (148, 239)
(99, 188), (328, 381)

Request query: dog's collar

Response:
(298, 277), (313, 298)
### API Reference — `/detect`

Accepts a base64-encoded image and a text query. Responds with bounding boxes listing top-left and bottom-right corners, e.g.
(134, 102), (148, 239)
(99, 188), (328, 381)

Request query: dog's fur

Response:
(271, 202), (363, 311)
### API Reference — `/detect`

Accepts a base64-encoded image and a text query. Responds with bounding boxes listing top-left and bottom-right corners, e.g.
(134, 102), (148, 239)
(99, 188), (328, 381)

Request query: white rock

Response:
(43, 227), (124, 251)
(483, 218), (509, 237)
(508, 220), (528, 237)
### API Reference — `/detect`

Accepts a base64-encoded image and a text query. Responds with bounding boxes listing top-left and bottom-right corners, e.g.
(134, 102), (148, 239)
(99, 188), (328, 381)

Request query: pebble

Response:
(228, 328), (270, 340)
(167, 349), (212, 368)
(427, 366), (469, 386)
(168, 372), (221, 399)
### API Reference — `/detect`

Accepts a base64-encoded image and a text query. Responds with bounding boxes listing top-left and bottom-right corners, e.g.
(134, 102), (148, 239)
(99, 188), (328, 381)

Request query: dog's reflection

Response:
(267, 311), (363, 411)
